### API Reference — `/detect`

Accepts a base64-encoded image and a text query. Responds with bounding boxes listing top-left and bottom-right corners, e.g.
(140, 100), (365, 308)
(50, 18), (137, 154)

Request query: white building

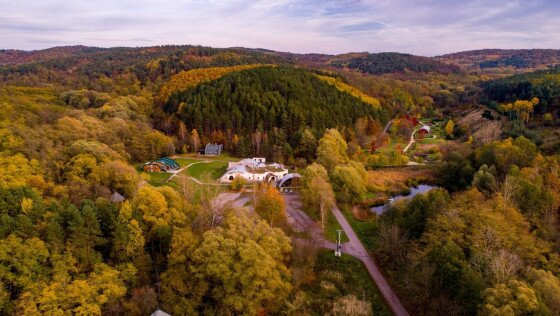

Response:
(219, 157), (288, 183)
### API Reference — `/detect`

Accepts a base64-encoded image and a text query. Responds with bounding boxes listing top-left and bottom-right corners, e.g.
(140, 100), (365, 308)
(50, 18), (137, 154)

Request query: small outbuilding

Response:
(204, 143), (223, 156)
(150, 309), (171, 316)
(109, 191), (125, 203)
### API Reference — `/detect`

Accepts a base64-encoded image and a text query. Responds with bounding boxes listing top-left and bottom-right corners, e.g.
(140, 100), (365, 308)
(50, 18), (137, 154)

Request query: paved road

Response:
(331, 205), (410, 316)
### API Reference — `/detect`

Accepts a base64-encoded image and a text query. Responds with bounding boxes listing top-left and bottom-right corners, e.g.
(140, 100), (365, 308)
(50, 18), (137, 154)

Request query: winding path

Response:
(166, 161), (205, 182)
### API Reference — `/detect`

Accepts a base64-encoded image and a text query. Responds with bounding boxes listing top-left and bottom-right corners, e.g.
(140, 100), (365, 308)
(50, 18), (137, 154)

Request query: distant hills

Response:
(437, 49), (560, 71)
(1, 46), (560, 81)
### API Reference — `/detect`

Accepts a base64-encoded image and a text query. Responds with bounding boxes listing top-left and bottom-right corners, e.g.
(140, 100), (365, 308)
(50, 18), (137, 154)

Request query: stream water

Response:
(371, 184), (436, 215)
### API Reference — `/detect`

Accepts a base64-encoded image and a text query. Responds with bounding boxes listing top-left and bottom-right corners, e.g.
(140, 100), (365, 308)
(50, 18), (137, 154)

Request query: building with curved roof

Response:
(277, 173), (302, 188)
(142, 157), (180, 173)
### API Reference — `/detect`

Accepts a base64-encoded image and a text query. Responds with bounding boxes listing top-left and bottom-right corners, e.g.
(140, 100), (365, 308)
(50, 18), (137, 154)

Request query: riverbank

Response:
(363, 167), (436, 207)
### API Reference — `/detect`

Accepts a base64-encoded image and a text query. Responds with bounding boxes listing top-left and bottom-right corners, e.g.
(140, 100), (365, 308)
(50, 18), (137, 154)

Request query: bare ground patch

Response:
(457, 109), (502, 144)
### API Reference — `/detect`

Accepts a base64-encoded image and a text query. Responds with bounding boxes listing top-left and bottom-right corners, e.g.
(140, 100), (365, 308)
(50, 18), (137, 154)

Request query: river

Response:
(371, 184), (436, 215)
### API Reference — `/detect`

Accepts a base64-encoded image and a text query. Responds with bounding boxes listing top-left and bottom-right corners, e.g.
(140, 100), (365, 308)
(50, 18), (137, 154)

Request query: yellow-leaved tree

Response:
(162, 215), (292, 315)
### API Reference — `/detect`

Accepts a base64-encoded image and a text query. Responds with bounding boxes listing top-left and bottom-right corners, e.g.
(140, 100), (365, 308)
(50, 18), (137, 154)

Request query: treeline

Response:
(0, 171), (295, 315)
(164, 66), (388, 161)
(331, 52), (461, 75)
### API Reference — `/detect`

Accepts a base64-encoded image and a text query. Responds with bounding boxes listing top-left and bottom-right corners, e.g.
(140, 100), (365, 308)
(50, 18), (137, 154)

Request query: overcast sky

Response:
(1, 0), (559, 56)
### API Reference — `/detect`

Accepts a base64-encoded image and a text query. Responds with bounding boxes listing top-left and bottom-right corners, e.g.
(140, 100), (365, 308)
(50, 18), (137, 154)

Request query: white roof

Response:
(420, 125), (431, 131)
(151, 309), (171, 316)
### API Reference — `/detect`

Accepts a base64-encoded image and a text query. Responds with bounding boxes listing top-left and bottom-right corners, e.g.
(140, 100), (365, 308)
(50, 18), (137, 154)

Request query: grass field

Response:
(174, 153), (240, 162)
(366, 168), (435, 198)
(303, 250), (391, 315)
(173, 158), (201, 167)
(184, 160), (228, 180)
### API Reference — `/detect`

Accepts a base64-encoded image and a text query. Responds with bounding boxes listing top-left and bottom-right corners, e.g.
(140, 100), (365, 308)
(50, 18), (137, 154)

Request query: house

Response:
(219, 157), (288, 183)
(418, 125), (431, 135)
(204, 143), (223, 156)
(142, 158), (180, 172)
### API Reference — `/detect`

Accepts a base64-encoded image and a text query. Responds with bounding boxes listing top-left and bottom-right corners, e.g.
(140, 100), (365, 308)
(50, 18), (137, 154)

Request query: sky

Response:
(0, 0), (559, 56)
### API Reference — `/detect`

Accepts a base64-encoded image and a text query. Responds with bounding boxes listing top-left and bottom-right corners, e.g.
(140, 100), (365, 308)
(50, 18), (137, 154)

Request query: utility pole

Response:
(335, 229), (342, 257)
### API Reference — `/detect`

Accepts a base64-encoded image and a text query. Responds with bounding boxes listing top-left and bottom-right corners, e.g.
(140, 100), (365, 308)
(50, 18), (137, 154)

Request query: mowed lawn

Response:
(184, 160), (228, 180)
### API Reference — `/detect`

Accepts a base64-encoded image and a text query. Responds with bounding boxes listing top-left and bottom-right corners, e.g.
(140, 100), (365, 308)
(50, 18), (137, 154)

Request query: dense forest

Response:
(1, 44), (560, 315)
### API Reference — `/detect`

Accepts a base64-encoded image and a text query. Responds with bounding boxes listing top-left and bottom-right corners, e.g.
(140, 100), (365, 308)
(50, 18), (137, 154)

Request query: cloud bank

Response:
(1, 0), (559, 55)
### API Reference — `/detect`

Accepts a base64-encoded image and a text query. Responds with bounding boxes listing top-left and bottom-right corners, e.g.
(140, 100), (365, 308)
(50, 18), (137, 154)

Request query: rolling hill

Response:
(164, 66), (387, 157)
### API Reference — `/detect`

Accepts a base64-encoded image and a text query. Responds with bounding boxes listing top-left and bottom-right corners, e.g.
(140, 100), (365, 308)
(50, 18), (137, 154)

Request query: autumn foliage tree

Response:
(255, 185), (286, 226)
(162, 215), (292, 315)
(301, 163), (335, 229)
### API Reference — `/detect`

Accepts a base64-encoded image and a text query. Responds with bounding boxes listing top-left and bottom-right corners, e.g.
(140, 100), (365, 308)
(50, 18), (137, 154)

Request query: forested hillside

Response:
(164, 66), (387, 160)
(0, 45), (287, 87)
(331, 52), (461, 75)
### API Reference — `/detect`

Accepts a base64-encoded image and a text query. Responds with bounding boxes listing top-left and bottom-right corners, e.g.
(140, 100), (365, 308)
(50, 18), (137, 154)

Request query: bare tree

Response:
(192, 173), (225, 232)
(502, 175), (520, 206)
(378, 223), (408, 264)
(490, 249), (522, 283)
(251, 130), (262, 155)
